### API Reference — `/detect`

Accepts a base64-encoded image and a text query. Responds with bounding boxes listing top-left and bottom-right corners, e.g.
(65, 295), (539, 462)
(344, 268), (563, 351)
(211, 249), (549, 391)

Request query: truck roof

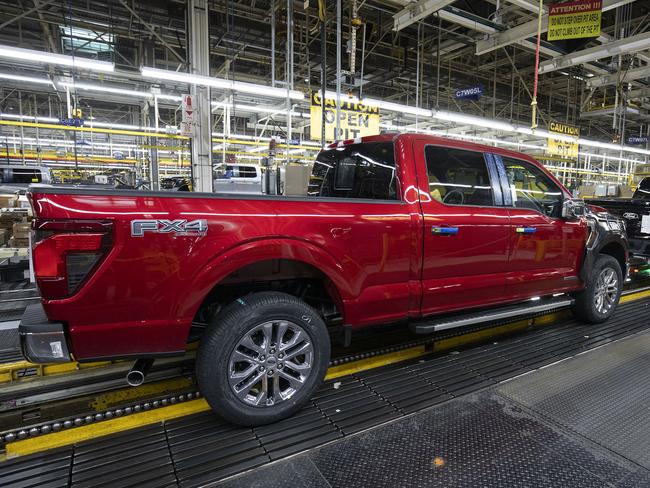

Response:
(326, 132), (543, 169)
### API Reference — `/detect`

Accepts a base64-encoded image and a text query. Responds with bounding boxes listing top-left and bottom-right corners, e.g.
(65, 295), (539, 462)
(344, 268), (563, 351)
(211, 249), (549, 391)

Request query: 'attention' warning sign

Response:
(548, 0), (602, 41)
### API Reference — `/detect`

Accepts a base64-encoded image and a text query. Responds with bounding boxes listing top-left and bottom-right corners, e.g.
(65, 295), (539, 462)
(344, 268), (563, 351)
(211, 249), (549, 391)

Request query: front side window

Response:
(503, 157), (563, 218)
(309, 142), (398, 200)
(424, 146), (494, 206)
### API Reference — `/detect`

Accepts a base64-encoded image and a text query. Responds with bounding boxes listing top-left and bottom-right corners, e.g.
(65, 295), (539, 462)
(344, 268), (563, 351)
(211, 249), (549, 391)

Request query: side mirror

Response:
(562, 198), (586, 220)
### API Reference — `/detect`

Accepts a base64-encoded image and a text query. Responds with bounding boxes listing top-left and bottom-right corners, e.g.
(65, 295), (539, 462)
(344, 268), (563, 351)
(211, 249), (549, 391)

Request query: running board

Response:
(410, 296), (574, 334)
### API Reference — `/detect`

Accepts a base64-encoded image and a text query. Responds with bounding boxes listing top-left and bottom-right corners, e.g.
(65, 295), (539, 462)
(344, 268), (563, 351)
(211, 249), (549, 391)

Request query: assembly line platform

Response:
(1, 295), (649, 488)
(222, 329), (650, 488)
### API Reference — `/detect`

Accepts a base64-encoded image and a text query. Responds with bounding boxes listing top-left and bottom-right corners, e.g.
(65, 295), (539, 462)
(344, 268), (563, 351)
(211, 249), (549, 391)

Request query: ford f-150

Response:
(20, 133), (628, 425)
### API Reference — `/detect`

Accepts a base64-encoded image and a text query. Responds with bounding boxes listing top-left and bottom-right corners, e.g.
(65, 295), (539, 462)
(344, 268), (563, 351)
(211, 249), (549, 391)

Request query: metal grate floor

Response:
(1, 299), (649, 488)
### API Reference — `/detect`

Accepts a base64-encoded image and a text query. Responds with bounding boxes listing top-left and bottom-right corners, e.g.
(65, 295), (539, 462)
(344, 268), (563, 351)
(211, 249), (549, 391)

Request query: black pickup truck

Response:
(590, 177), (650, 258)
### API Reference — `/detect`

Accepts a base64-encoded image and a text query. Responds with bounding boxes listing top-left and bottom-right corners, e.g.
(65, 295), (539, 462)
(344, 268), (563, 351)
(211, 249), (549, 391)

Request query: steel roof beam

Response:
(393, 0), (457, 31)
(476, 0), (636, 56)
(539, 31), (650, 74)
(586, 65), (650, 88)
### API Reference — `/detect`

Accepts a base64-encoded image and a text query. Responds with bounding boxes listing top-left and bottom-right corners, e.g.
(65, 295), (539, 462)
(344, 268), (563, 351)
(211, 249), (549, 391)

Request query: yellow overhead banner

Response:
(547, 0), (602, 41)
(310, 92), (380, 142)
(547, 121), (580, 159)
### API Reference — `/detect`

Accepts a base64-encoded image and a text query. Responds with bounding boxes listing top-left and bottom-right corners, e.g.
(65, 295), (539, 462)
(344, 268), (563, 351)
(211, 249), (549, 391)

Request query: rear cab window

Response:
(309, 142), (398, 200)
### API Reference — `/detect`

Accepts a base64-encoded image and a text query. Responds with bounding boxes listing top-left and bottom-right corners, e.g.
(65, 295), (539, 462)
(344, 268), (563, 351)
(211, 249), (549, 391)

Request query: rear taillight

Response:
(32, 220), (113, 300)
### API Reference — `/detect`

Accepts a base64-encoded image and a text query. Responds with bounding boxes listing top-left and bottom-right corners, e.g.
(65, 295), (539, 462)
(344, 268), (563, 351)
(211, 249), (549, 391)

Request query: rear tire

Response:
(572, 254), (622, 324)
(196, 291), (330, 426)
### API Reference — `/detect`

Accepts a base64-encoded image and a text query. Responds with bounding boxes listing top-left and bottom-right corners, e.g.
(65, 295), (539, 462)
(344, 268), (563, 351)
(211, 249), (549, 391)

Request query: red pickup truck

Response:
(21, 133), (628, 426)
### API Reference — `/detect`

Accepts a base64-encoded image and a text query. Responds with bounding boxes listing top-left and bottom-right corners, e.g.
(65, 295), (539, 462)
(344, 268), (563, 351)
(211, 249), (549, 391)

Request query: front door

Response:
(415, 141), (511, 316)
(496, 155), (587, 298)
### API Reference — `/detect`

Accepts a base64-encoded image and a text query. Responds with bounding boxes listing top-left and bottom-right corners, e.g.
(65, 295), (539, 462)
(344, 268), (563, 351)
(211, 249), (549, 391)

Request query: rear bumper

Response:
(19, 303), (71, 363)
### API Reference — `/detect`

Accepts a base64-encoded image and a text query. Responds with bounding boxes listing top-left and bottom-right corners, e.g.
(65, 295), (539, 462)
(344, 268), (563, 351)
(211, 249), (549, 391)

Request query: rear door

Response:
(495, 155), (586, 298)
(415, 141), (511, 316)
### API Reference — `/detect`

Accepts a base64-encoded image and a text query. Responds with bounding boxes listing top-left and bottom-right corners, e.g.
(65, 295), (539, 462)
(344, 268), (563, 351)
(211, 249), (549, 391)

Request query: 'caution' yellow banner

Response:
(310, 92), (380, 142)
(547, 121), (580, 159)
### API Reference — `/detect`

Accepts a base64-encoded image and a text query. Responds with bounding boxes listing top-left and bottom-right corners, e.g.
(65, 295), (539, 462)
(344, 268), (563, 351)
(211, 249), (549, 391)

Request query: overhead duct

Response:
(393, 0), (456, 31)
(586, 65), (650, 89)
(475, 0), (635, 56)
(539, 32), (650, 74)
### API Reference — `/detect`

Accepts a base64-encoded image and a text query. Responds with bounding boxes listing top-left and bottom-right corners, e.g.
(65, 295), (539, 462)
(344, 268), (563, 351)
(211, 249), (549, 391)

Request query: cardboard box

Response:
(16, 195), (30, 209)
(12, 222), (30, 239)
(578, 185), (596, 198)
(619, 186), (635, 198)
(0, 195), (16, 208)
(8, 237), (29, 248)
(284, 164), (312, 195)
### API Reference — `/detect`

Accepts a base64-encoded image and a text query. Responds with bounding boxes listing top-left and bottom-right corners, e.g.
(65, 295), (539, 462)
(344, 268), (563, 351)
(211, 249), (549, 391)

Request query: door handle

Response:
(515, 227), (537, 234)
(432, 226), (459, 235)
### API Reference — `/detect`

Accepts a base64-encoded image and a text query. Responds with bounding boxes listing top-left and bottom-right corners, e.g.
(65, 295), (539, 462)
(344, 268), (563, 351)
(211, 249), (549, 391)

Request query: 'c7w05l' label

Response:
(131, 219), (208, 237)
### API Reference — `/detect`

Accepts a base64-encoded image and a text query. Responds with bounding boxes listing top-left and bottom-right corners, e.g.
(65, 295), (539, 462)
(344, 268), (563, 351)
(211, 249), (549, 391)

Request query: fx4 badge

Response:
(131, 219), (208, 237)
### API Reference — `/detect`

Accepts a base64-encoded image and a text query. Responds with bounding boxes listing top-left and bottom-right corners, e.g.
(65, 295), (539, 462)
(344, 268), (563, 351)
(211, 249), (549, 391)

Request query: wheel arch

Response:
(175, 238), (355, 334)
(598, 241), (628, 277)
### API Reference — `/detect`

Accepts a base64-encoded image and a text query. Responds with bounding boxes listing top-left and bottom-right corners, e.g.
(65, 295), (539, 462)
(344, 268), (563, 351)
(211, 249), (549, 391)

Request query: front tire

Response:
(572, 254), (623, 324)
(196, 292), (330, 426)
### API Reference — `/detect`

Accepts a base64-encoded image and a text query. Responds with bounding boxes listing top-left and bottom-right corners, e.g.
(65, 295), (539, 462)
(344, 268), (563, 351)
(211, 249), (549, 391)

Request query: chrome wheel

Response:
(228, 320), (314, 407)
(593, 267), (619, 314)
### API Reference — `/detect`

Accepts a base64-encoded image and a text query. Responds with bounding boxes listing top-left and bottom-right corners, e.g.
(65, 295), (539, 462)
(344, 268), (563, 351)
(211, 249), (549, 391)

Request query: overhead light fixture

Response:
(212, 102), (308, 118)
(0, 45), (114, 72)
(0, 113), (58, 123)
(59, 81), (153, 98)
(0, 72), (53, 86)
(154, 93), (183, 102)
(434, 110), (515, 132)
(141, 67), (304, 100)
(322, 91), (431, 117)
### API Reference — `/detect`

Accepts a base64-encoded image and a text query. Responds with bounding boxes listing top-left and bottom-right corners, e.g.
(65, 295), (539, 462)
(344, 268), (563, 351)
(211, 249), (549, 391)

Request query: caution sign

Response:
(547, 121), (580, 159)
(310, 92), (380, 142)
(548, 0), (602, 41)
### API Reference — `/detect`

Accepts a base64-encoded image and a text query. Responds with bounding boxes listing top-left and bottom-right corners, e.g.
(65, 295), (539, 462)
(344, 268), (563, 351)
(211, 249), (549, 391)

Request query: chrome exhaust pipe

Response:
(126, 358), (154, 387)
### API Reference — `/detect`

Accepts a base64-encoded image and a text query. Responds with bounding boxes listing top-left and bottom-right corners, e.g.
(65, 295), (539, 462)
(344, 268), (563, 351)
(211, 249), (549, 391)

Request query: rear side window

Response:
(236, 166), (258, 178)
(502, 157), (563, 218)
(309, 142), (397, 200)
(0, 168), (43, 183)
(634, 178), (650, 200)
(424, 146), (494, 206)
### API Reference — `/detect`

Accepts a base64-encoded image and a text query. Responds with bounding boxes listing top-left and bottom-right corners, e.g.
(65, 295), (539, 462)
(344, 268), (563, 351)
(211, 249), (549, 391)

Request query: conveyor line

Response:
(0, 296), (648, 487)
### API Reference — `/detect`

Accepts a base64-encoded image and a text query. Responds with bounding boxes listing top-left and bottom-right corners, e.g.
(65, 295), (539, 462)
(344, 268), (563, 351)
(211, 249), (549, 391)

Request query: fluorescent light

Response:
(0, 45), (114, 72)
(322, 91), (431, 117)
(59, 81), (153, 98)
(1, 113), (58, 123)
(434, 110), (515, 132)
(211, 102), (308, 118)
(141, 67), (304, 100)
(155, 93), (183, 102)
(0, 72), (53, 85)
(368, 99), (431, 117)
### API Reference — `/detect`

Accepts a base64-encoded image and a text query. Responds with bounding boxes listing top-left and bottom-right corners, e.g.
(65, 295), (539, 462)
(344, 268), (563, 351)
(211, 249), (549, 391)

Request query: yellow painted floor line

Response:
(4, 399), (211, 458)
(3, 288), (649, 459)
(325, 345), (426, 381)
(620, 288), (650, 304)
